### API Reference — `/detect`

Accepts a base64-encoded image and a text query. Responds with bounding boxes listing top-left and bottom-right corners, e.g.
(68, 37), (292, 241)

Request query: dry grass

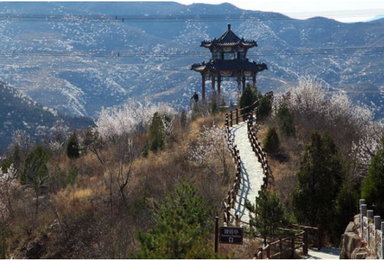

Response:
(256, 120), (304, 211)
(4, 110), (248, 258)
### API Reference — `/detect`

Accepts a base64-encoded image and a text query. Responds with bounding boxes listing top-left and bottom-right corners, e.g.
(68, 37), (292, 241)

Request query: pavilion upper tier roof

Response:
(191, 59), (267, 73)
(201, 24), (257, 49)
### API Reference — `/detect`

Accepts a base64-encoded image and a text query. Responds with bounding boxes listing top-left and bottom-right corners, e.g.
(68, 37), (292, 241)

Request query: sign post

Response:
(214, 216), (219, 253)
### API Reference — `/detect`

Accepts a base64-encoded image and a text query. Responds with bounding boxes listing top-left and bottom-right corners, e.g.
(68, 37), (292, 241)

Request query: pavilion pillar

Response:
(202, 74), (206, 100)
(212, 74), (216, 92)
(237, 75), (241, 94)
(253, 74), (256, 88)
(242, 75), (246, 91)
(218, 75), (221, 96)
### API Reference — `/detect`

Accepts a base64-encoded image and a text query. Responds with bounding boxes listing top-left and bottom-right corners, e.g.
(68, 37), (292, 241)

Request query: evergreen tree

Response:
(263, 127), (280, 154)
(66, 131), (80, 159)
(180, 109), (187, 129)
(149, 112), (165, 152)
(246, 189), (286, 245)
(257, 96), (272, 121)
(66, 164), (79, 188)
(361, 137), (384, 215)
(133, 181), (216, 259)
(239, 84), (257, 117)
(21, 146), (50, 223)
(276, 104), (295, 137)
(292, 132), (343, 236)
(333, 184), (359, 243)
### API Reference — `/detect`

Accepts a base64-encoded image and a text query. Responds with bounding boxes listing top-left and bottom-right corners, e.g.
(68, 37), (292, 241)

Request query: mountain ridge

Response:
(0, 2), (383, 118)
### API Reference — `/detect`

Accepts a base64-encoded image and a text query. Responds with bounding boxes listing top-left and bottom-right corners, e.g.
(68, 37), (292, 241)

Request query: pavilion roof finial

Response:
(228, 23), (231, 31)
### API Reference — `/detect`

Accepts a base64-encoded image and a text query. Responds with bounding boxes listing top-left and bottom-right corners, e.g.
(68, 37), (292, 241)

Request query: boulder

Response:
(351, 247), (368, 259)
(339, 221), (362, 259)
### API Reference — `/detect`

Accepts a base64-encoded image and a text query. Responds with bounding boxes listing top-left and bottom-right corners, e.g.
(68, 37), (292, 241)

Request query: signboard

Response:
(219, 227), (243, 244)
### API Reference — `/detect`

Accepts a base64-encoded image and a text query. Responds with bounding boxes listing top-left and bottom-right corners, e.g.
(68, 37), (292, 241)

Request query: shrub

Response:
(66, 131), (80, 159)
(133, 181), (216, 258)
(149, 112), (165, 152)
(21, 145), (50, 222)
(239, 84), (257, 117)
(258, 96), (272, 121)
(246, 188), (287, 245)
(66, 164), (79, 188)
(276, 104), (295, 137)
(263, 127), (280, 153)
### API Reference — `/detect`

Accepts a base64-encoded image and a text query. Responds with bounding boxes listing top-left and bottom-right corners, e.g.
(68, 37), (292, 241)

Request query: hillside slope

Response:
(0, 81), (93, 153)
(0, 2), (383, 118)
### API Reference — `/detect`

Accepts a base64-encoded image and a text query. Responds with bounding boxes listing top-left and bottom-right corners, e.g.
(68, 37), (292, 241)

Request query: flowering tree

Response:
(276, 76), (377, 183)
(94, 101), (176, 141)
(190, 125), (230, 180)
(0, 164), (17, 219)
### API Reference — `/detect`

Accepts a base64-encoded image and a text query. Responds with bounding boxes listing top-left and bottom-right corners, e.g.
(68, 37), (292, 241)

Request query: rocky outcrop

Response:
(340, 220), (363, 259)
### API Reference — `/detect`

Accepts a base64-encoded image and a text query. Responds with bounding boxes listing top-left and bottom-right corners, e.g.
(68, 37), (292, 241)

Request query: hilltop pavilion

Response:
(191, 24), (267, 100)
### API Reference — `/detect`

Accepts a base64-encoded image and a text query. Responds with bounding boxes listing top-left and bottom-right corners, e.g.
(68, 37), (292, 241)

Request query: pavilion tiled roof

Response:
(201, 24), (257, 48)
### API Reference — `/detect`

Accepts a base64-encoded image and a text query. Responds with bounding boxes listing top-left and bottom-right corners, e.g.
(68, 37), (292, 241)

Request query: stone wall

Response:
(340, 199), (384, 259)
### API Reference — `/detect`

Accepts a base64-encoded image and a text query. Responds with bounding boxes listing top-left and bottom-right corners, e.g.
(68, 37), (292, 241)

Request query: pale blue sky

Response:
(136, 0), (384, 22)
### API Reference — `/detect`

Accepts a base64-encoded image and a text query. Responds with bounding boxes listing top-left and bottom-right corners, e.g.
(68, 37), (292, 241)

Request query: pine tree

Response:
(246, 189), (286, 245)
(263, 127), (280, 154)
(149, 112), (165, 152)
(292, 132), (343, 235)
(66, 131), (80, 159)
(21, 146), (50, 224)
(257, 96), (272, 121)
(239, 84), (258, 117)
(133, 181), (216, 258)
(361, 137), (384, 215)
(180, 109), (187, 129)
(276, 104), (295, 136)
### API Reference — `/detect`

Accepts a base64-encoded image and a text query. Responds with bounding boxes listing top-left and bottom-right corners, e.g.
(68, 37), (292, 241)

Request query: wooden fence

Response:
(255, 225), (321, 259)
(222, 92), (273, 226)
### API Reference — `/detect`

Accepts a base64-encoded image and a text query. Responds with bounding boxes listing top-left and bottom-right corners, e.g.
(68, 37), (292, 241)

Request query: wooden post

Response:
(235, 214), (239, 227)
(237, 76), (241, 95)
(318, 226), (322, 251)
(236, 108), (239, 124)
(202, 74), (206, 101)
(214, 216), (219, 254)
(212, 74), (216, 92)
(291, 236), (295, 258)
(230, 111), (233, 127)
(303, 229), (308, 256)
(267, 244), (270, 259)
(226, 208), (230, 223)
(218, 75), (221, 96)
(258, 247), (263, 259)
(242, 75), (246, 92)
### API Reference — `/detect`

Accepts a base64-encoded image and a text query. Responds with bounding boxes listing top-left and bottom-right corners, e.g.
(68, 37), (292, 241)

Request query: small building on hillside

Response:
(191, 24), (267, 100)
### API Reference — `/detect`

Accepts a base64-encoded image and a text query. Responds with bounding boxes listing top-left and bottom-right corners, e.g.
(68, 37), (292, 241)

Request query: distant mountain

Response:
(0, 81), (93, 153)
(0, 2), (383, 119)
(367, 15), (384, 22)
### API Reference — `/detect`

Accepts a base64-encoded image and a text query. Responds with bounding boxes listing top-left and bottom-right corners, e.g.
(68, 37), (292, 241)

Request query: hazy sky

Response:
(136, 0), (384, 22)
